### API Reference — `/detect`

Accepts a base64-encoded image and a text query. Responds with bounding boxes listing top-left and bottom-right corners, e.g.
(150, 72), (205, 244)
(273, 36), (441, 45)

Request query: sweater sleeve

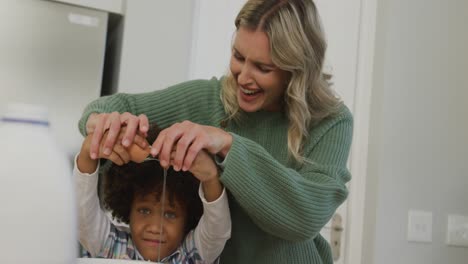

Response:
(219, 111), (353, 242)
(73, 154), (111, 257)
(78, 78), (225, 136)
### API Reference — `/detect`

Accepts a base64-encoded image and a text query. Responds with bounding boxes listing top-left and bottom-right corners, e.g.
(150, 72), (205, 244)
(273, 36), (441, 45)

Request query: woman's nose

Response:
(237, 64), (253, 86)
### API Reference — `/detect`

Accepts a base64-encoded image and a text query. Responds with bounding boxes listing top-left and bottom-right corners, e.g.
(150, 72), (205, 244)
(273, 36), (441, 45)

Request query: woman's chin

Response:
(238, 102), (261, 112)
(237, 94), (262, 112)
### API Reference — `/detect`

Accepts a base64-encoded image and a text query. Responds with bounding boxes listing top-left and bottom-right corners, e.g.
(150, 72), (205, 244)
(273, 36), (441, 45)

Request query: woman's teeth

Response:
(241, 87), (260, 95)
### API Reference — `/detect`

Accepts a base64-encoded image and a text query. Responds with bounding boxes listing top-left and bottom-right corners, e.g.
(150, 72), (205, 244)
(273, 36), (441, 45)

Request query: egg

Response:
(128, 142), (151, 163)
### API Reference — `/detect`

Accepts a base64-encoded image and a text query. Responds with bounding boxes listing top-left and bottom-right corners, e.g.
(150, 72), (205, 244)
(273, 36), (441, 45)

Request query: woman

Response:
(79, 0), (353, 263)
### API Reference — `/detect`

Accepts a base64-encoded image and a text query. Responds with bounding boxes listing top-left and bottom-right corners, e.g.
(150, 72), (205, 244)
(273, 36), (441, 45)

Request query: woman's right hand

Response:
(86, 112), (150, 160)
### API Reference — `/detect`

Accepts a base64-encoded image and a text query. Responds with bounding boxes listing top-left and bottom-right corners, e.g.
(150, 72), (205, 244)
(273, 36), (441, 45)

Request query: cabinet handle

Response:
(330, 213), (343, 261)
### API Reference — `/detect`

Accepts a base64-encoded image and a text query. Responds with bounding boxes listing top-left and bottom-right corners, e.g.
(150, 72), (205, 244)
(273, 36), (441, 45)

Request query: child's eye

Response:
(138, 208), (151, 215)
(164, 212), (176, 219)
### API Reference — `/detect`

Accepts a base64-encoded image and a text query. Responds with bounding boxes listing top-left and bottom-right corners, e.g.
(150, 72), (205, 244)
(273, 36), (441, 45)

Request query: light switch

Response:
(446, 214), (468, 247)
(407, 210), (432, 243)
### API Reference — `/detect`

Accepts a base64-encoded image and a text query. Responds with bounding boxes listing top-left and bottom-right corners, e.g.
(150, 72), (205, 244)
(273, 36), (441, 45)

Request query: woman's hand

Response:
(81, 128), (149, 166)
(151, 121), (232, 171)
(79, 132), (129, 171)
(86, 112), (149, 160)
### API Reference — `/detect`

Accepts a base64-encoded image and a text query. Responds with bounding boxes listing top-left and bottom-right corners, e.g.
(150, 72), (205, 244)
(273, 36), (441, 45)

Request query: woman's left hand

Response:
(151, 121), (232, 171)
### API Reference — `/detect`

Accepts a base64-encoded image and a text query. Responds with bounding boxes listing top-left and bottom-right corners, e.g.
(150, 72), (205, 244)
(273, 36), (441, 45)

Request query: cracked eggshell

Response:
(128, 143), (150, 163)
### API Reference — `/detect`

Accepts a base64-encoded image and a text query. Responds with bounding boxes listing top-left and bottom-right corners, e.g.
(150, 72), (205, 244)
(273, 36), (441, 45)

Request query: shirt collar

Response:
(134, 247), (182, 262)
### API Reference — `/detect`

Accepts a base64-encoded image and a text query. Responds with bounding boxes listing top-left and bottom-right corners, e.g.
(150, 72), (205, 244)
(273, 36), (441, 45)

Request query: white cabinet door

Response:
(0, 0), (107, 158)
(52, 0), (124, 14)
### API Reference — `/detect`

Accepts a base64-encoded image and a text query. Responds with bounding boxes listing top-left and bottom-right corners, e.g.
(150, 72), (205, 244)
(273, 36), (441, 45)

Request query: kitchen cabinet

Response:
(0, 0), (108, 158)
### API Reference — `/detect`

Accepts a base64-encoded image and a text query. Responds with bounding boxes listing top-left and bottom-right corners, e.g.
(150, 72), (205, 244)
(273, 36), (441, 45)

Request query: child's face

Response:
(129, 192), (187, 261)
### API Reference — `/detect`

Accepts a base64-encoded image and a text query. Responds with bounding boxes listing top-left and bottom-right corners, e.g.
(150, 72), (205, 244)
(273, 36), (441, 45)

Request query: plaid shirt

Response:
(82, 223), (218, 264)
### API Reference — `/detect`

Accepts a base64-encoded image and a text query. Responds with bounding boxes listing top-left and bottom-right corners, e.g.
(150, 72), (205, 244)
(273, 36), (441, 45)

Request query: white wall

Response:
(363, 0), (468, 263)
(117, 0), (194, 93)
(189, 0), (246, 80)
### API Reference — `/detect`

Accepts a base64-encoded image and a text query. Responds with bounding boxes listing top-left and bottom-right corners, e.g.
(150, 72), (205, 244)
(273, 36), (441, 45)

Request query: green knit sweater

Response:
(79, 78), (353, 264)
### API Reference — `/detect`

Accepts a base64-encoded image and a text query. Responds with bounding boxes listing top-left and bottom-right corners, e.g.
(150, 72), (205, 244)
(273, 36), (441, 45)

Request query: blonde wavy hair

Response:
(221, 0), (342, 163)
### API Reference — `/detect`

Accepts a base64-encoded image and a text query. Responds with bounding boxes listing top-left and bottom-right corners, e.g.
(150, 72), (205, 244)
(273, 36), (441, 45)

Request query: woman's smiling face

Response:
(230, 26), (290, 112)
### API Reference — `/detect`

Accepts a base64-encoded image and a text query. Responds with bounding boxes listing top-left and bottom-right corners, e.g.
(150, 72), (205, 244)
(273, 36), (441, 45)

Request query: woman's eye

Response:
(233, 53), (244, 61)
(258, 66), (272, 73)
(164, 212), (176, 219)
(138, 208), (151, 215)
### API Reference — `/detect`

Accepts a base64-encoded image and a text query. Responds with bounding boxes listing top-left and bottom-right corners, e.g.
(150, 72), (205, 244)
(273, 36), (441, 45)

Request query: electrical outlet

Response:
(446, 214), (468, 247)
(407, 210), (432, 243)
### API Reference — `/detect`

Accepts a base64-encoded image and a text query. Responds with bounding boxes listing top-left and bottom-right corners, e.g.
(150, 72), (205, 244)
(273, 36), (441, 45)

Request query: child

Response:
(74, 126), (231, 263)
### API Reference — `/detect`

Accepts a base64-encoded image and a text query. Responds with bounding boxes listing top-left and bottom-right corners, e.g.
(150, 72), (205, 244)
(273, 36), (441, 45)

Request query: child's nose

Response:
(146, 223), (162, 234)
(145, 216), (163, 234)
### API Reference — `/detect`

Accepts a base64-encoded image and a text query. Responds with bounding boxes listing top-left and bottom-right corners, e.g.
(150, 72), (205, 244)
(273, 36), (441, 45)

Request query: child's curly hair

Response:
(101, 125), (203, 234)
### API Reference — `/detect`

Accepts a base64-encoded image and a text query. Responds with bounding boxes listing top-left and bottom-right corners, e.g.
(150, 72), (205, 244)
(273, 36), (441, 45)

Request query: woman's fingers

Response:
(132, 133), (148, 149)
(167, 150), (177, 167)
(138, 114), (149, 136)
(120, 112), (149, 148)
(151, 130), (164, 158)
(102, 112), (123, 156)
(173, 126), (197, 171)
(151, 123), (182, 168)
(89, 114), (109, 159)
(87, 112), (149, 160)
(160, 128), (183, 169)
(121, 112), (138, 147)
(97, 135), (124, 165)
(152, 121), (205, 171)
(182, 139), (205, 171)
(151, 121), (231, 171)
